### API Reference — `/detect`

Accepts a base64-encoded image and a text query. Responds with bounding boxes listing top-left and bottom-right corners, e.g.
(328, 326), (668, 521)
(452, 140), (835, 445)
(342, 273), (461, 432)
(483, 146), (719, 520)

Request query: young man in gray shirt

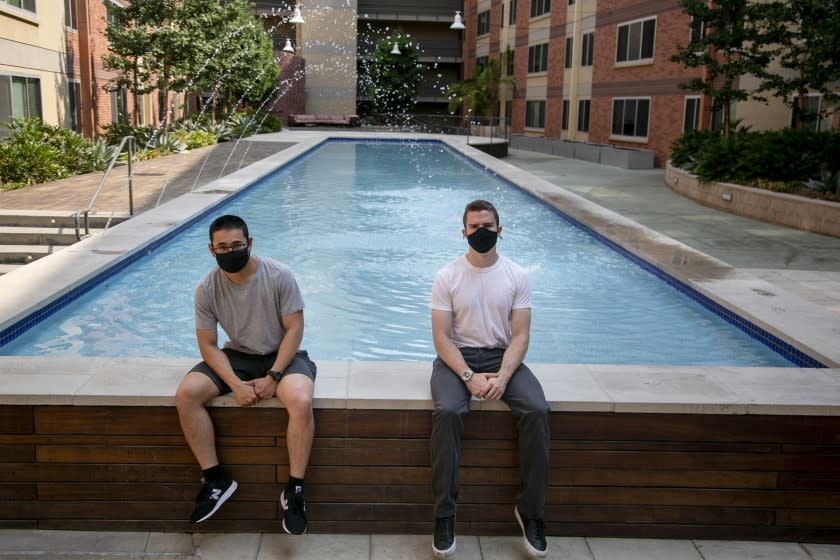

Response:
(175, 214), (316, 534)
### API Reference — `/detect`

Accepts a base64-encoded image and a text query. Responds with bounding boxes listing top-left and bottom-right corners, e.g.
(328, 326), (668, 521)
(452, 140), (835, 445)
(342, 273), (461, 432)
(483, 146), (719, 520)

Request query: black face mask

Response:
(215, 247), (250, 273)
(467, 227), (498, 254)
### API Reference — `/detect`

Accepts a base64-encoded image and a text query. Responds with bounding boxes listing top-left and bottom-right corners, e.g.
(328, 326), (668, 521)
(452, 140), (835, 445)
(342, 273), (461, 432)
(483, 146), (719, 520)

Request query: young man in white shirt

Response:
(430, 200), (550, 558)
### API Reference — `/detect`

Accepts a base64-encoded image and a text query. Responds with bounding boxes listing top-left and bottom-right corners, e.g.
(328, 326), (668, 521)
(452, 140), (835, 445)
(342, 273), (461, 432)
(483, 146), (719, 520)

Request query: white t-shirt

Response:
(194, 257), (304, 355)
(430, 254), (531, 349)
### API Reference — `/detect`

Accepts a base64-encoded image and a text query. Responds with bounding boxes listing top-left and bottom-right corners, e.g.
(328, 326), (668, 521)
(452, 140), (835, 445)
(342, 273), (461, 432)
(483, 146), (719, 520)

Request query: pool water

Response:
(1, 141), (792, 365)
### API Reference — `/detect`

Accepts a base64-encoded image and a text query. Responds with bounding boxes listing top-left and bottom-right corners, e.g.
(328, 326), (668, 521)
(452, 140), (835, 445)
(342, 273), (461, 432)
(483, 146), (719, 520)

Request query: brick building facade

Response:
(463, 0), (837, 166)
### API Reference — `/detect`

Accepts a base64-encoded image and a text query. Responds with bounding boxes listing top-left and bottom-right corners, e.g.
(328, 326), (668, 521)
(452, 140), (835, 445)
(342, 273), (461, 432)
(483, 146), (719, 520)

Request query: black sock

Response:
(287, 476), (304, 494)
(203, 465), (227, 483)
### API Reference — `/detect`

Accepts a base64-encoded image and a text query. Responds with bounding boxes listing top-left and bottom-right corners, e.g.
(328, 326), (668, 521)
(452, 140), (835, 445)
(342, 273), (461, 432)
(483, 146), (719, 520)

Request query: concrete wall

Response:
(300, 0), (358, 115)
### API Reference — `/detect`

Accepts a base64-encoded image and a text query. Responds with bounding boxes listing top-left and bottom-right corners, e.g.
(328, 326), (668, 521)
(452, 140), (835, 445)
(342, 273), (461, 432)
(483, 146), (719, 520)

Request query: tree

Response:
(102, 0), (279, 129)
(671, 0), (773, 137)
(190, 0), (279, 118)
(757, 0), (840, 129)
(446, 57), (515, 118)
(102, 3), (154, 126)
(366, 33), (425, 120)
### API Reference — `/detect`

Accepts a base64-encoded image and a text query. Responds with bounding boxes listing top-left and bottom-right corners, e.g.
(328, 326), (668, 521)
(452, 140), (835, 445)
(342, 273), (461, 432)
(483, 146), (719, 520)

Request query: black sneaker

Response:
(189, 477), (238, 523)
(432, 515), (456, 557)
(515, 506), (547, 557)
(281, 487), (307, 534)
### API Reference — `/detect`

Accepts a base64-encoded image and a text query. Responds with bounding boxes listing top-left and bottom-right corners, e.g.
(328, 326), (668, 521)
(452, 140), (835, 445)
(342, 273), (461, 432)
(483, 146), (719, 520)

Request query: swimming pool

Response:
(0, 140), (800, 366)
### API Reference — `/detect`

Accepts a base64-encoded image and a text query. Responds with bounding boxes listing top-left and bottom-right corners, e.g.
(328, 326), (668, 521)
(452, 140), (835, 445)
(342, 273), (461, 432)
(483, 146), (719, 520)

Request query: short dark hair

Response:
(462, 199), (499, 227)
(209, 215), (249, 242)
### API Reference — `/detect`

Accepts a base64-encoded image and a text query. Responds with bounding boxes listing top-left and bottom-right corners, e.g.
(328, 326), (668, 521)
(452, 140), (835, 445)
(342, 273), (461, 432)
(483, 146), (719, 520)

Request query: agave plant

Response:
(149, 133), (187, 154)
(88, 140), (121, 171)
(804, 164), (840, 195)
(205, 122), (233, 142)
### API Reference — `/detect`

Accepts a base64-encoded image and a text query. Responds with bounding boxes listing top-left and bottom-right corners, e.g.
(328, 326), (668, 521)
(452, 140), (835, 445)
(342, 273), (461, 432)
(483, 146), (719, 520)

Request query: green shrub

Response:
(171, 129), (216, 150)
(670, 128), (840, 187)
(258, 112), (283, 132)
(101, 121), (154, 148)
(0, 118), (101, 189)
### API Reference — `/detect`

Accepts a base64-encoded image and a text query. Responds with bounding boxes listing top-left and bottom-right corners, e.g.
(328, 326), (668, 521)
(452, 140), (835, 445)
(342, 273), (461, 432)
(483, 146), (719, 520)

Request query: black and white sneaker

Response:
(515, 507), (547, 557)
(432, 515), (456, 557)
(189, 477), (238, 523)
(281, 487), (307, 534)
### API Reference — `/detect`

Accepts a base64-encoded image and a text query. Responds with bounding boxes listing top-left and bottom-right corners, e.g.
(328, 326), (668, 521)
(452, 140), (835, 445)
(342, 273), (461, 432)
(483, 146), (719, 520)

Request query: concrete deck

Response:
(1, 130), (840, 558)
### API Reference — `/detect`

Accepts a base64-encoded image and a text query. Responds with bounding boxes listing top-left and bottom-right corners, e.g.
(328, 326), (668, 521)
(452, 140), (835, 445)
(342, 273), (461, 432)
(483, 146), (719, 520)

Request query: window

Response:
(611, 98), (650, 138)
(106, 2), (120, 25)
(0, 75), (42, 126)
(689, 16), (705, 46)
(616, 17), (656, 63)
(530, 0), (550, 18)
(791, 94), (823, 131)
(528, 43), (549, 73)
(569, 0), (575, 4)
(1, 0), (36, 13)
(711, 101), (735, 133)
(68, 81), (82, 132)
(477, 10), (490, 36)
(577, 99), (590, 132)
(525, 100), (545, 128)
(475, 56), (488, 71)
(561, 99), (569, 130)
(110, 86), (128, 124)
(581, 32), (594, 66)
(509, 0), (516, 25)
(504, 49), (515, 76)
(683, 96), (700, 132)
(64, 0), (77, 29)
(564, 37), (573, 69)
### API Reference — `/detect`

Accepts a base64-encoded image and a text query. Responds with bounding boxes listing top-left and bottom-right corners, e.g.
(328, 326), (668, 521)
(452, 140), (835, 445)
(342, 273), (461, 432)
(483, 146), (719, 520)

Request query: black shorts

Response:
(191, 348), (317, 395)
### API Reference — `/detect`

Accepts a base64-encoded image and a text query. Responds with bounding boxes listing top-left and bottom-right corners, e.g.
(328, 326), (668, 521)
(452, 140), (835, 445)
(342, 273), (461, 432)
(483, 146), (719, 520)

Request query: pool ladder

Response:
(73, 135), (136, 240)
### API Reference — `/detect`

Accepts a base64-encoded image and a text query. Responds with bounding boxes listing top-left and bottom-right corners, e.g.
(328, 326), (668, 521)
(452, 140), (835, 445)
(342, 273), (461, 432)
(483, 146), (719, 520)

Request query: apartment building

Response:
(0, 0), (140, 138)
(464, 0), (838, 166)
(356, 0), (464, 115)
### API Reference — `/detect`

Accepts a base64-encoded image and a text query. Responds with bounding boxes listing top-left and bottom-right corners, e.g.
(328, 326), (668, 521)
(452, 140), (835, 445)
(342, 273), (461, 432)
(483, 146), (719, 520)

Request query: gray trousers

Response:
(430, 347), (550, 519)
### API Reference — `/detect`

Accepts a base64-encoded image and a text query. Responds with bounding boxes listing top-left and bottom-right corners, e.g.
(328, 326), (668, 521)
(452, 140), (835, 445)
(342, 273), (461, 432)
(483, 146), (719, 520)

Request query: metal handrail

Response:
(74, 135), (135, 240)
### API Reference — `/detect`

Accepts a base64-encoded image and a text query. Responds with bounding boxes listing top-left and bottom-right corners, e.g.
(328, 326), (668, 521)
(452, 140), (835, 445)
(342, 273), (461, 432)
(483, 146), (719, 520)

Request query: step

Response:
(0, 226), (105, 246)
(0, 244), (65, 264)
(0, 263), (22, 276)
(0, 210), (131, 228)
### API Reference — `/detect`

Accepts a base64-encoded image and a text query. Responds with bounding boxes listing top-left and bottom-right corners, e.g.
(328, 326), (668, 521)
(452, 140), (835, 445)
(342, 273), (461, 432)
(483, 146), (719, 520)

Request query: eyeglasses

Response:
(212, 242), (248, 253)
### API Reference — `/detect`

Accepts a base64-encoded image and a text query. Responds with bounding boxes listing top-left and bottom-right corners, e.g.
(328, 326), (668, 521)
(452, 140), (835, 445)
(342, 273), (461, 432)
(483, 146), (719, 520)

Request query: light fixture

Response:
(290, 5), (305, 23)
(450, 10), (465, 29)
(283, 38), (294, 52)
(390, 42), (402, 55)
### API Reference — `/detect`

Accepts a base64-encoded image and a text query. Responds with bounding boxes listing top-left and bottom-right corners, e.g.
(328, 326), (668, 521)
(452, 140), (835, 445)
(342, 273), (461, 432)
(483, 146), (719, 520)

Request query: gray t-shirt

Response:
(194, 257), (305, 355)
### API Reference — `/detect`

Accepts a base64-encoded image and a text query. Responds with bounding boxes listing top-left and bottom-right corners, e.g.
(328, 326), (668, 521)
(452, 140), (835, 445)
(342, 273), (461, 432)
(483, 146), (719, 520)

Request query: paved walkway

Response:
(1, 132), (839, 558)
(2, 529), (840, 559)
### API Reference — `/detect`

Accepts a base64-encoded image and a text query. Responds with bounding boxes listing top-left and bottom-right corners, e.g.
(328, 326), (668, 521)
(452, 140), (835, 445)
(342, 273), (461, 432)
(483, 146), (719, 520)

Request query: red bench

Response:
(289, 114), (360, 127)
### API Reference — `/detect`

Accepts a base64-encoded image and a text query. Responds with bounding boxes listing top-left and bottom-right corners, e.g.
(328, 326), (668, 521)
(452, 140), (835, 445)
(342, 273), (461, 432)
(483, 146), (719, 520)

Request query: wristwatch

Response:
(461, 369), (474, 382)
(267, 369), (284, 382)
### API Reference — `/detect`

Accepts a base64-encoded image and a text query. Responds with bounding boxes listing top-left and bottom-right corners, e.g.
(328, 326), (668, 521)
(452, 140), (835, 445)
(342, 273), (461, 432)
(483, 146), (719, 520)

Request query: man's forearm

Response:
(498, 336), (529, 380)
(201, 346), (240, 387)
(270, 328), (303, 373)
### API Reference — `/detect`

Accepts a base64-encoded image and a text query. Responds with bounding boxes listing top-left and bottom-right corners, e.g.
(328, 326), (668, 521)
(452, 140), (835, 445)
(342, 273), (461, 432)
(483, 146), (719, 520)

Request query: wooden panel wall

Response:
(1, 405), (839, 541)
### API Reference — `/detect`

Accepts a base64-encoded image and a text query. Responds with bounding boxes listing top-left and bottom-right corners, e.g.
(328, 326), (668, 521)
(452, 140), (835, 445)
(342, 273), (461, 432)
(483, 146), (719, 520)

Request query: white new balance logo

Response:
(211, 489), (222, 500)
